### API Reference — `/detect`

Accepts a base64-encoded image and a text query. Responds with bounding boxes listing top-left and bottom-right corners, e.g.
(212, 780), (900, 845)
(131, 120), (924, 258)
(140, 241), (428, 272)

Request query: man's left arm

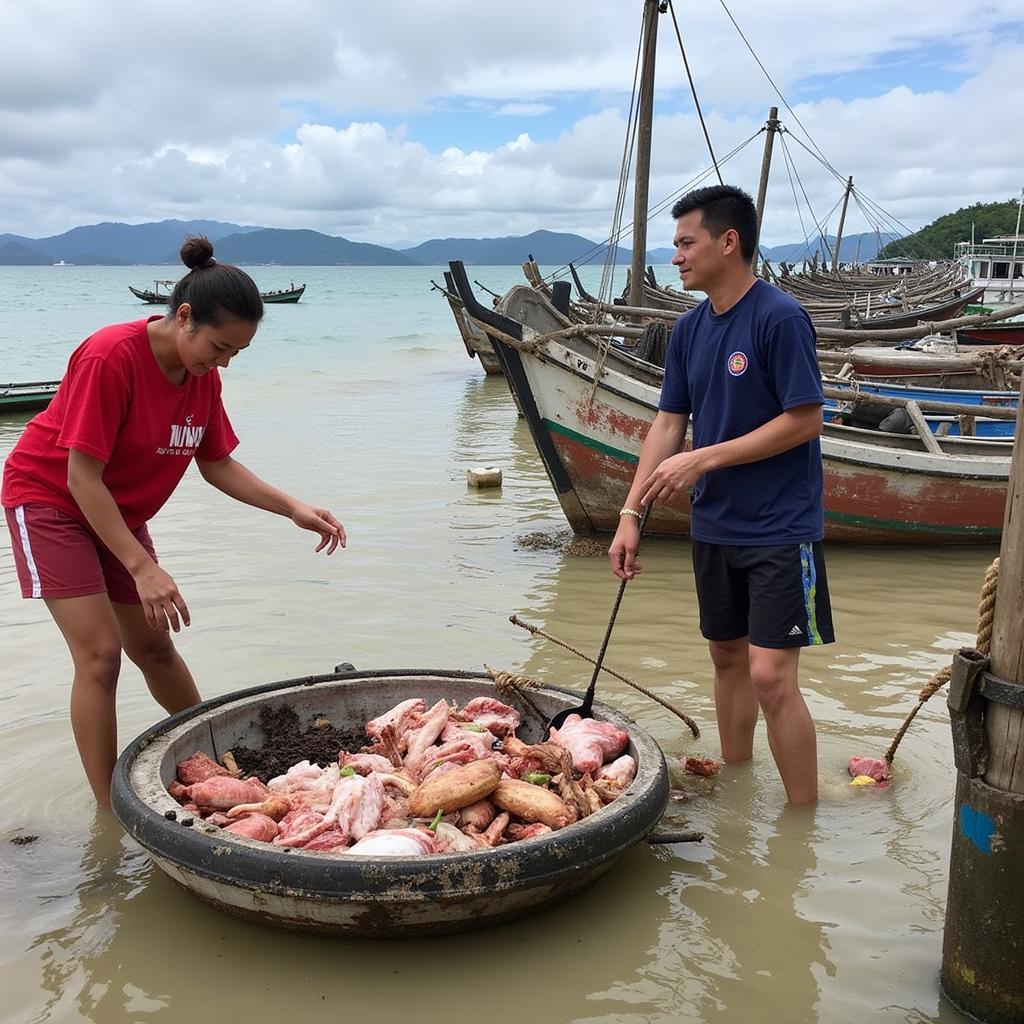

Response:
(640, 404), (821, 506)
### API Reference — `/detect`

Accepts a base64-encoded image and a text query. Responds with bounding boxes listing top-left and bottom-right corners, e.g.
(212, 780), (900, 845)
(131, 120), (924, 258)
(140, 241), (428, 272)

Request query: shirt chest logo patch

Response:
(727, 351), (748, 376)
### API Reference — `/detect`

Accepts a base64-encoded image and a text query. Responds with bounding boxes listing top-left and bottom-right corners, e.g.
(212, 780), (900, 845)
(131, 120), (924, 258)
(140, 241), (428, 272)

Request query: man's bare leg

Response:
(708, 637), (760, 762)
(749, 644), (817, 805)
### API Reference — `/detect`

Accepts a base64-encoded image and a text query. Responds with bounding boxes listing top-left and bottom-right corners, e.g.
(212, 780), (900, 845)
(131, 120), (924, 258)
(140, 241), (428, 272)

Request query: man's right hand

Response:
(133, 563), (191, 632)
(608, 517), (642, 580)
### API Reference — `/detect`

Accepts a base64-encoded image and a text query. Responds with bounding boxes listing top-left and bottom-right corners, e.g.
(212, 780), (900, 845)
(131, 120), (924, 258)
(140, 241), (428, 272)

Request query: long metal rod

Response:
(581, 504), (654, 712)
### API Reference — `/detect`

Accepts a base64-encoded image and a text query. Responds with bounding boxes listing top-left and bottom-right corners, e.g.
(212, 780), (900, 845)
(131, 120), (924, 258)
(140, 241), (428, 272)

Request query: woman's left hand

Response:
(290, 503), (346, 554)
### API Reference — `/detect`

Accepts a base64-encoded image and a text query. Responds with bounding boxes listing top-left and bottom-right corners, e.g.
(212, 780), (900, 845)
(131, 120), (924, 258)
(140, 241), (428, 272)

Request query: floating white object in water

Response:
(468, 466), (502, 488)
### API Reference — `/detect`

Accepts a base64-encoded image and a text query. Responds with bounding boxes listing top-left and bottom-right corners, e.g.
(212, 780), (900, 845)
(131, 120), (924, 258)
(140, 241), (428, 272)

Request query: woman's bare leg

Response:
(112, 602), (201, 714)
(45, 594), (123, 807)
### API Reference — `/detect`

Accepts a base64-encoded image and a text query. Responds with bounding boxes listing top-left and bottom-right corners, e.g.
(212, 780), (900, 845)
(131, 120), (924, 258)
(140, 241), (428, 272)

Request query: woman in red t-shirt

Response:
(1, 237), (345, 807)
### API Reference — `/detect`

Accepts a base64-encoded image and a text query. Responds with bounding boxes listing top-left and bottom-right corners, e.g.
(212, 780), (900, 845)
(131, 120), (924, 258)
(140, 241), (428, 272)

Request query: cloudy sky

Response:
(2, 0), (1023, 249)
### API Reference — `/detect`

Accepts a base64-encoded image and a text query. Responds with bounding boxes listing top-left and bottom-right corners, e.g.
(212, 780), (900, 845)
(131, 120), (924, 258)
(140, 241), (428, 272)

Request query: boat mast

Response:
(1009, 186), (1023, 301)
(832, 176), (854, 273)
(753, 106), (780, 270)
(629, 0), (664, 309)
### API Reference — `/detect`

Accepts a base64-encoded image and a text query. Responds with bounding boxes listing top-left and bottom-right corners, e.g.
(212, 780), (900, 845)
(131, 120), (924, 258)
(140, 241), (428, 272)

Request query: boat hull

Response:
(0, 380), (61, 414)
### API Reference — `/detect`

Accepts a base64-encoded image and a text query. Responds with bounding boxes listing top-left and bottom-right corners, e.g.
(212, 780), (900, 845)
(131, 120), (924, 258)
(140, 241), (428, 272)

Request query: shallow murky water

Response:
(0, 266), (992, 1023)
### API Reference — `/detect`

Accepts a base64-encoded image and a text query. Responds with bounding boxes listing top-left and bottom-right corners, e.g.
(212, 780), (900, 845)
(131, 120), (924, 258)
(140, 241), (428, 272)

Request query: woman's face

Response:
(174, 305), (257, 376)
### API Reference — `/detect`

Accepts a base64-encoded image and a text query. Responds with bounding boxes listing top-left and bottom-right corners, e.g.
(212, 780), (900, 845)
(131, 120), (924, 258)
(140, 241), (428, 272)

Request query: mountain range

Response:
(0, 219), (899, 268)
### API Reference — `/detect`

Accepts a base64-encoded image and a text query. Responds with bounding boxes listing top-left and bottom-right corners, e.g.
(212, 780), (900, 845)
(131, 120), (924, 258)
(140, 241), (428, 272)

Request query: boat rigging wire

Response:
(778, 132), (835, 268)
(667, 0), (723, 186)
(596, 9), (647, 313)
(714, 0), (842, 180)
(542, 130), (763, 284)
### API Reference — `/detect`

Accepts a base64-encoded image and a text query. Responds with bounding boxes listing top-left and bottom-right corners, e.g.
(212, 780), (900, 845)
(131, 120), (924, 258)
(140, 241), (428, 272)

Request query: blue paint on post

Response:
(959, 804), (995, 854)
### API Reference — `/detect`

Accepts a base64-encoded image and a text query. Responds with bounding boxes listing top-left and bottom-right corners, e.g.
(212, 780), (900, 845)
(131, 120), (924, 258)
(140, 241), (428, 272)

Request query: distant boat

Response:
(0, 379), (60, 414)
(52, 260), (74, 267)
(129, 280), (306, 304)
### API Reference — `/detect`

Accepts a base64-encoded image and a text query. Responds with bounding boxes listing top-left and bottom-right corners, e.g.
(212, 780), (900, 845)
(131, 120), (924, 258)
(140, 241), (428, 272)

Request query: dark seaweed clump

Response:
(230, 704), (360, 782)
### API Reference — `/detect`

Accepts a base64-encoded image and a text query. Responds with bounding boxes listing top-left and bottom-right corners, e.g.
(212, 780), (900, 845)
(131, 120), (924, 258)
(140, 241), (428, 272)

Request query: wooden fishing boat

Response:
(128, 280), (177, 303)
(129, 281), (306, 304)
(261, 284), (306, 304)
(956, 320), (1024, 345)
(111, 667), (669, 937)
(448, 262), (1010, 545)
(436, 272), (503, 374)
(823, 377), (1017, 437)
(0, 379), (60, 414)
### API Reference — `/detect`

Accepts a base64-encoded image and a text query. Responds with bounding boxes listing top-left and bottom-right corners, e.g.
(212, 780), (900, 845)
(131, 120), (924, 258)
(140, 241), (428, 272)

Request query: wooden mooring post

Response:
(941, 384), (1024, 1022)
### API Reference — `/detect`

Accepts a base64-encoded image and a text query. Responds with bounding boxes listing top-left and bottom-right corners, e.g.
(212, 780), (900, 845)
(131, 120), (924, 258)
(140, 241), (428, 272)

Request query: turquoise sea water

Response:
(0, 264), (992, 1023)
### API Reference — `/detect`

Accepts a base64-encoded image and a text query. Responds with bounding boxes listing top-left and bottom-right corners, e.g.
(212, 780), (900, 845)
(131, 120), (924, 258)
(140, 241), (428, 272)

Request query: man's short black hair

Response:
(671, 185), (758, 263)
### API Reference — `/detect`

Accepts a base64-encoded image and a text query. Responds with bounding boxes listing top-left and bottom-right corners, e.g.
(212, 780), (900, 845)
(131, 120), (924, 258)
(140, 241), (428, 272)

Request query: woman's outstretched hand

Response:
(290, 503), (346, 554)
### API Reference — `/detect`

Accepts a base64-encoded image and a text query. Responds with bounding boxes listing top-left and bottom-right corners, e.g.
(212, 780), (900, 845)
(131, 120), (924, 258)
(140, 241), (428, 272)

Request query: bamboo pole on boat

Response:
(832, 177), (853, 273)
(815, 299), (1024, 343)
(629, 0), (661, 311)
(820, 385), (1019, 421)
(816, 350), (1024, 375)
(754, 107), (780, 270)
(903, 400), (945, 453)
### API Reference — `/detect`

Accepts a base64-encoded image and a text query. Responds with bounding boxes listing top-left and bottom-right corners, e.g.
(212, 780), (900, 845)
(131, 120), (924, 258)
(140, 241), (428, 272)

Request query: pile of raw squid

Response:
(168, 696), (636, 856)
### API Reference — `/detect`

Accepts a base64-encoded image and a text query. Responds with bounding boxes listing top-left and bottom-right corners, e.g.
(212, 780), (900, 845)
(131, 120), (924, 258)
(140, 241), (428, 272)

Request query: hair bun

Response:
(180, 236), (215, 271)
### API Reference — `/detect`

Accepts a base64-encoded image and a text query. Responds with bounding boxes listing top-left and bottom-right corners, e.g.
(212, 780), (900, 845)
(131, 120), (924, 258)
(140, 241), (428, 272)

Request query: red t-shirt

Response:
(2, 317), (238, 529)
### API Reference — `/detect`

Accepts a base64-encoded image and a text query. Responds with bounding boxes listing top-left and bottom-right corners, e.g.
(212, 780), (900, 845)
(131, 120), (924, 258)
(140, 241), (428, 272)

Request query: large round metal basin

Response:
(112, 668), (669, 937)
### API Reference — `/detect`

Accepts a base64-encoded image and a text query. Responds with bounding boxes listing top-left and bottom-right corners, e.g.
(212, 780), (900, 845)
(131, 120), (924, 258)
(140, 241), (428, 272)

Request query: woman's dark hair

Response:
(169, 237), (263, 325)
(671, 185), (759, 263)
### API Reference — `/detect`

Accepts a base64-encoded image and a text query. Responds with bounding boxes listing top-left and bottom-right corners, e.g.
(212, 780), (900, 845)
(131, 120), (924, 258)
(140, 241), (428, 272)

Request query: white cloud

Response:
(0, 0), (1022, 246)
(494, 103), (554, 117)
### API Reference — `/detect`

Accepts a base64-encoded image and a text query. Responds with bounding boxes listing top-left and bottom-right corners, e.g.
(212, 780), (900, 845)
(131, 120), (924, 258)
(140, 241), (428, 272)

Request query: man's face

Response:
(671, 210), (733, 292)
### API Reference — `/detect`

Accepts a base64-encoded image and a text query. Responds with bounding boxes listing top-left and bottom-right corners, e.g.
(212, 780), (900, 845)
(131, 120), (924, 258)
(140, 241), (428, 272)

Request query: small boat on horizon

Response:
(129, 280), (306, 304)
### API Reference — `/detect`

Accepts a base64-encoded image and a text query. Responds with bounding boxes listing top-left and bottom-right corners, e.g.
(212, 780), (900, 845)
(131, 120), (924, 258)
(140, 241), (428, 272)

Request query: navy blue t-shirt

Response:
(658, 279), (824, 545)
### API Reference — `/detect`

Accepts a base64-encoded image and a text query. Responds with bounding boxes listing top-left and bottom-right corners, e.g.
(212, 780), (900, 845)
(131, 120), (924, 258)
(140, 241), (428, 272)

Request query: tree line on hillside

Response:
(877, 199), (1022, 261)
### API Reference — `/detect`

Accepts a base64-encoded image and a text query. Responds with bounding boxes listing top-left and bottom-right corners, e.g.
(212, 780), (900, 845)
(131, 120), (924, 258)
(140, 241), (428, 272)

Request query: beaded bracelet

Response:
(619, 507), (642, 519)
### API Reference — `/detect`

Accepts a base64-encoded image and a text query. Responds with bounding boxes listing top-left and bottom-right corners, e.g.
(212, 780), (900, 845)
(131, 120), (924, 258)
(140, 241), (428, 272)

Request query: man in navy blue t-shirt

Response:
(609, 184), (834, 805)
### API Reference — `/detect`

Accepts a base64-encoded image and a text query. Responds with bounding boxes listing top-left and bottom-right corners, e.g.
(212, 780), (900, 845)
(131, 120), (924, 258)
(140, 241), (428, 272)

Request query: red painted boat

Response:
(957, 321), (1024, 345)
(448, 264), (1009, 545)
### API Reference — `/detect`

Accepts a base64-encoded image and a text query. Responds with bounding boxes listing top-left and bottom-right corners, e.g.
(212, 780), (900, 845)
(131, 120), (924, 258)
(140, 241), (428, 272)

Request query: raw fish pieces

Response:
(365, 698), (426, 742)
(458, 697), (521, 737)
(348, 829), (437, 856)
(176, 751), (232, 786)
(169, 693), (638, 858)
(223, 813), (279, 842)
(548, 714), (629, 773)
(186, 776), (268, 811)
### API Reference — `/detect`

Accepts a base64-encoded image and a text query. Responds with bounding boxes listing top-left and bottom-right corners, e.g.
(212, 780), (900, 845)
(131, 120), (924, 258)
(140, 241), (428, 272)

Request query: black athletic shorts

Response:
(691, 540), (835, 649)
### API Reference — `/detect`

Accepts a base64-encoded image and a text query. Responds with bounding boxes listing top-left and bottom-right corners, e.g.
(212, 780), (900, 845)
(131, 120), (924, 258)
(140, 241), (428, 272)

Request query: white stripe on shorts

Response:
(14, 505), (42, 598)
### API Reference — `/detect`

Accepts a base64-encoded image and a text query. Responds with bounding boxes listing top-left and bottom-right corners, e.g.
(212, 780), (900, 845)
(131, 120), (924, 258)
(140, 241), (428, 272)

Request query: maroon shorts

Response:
(4, 503), (156, 603)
